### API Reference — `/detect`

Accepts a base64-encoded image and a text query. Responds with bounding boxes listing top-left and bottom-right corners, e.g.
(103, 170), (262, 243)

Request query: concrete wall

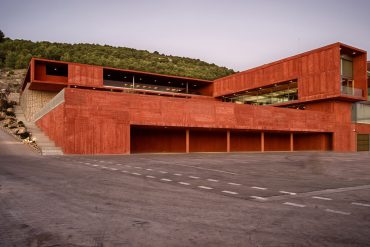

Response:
(20, 83), (58, 121)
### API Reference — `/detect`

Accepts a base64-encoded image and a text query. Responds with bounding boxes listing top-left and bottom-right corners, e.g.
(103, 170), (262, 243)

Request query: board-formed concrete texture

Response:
(19, 42), (370, 154)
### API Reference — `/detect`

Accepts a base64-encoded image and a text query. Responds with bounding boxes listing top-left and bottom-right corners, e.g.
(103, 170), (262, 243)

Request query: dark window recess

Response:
(46, 63), (68, 76)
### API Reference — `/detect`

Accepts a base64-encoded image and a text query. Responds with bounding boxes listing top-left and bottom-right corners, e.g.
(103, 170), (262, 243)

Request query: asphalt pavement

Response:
(0, 129), (370, 246)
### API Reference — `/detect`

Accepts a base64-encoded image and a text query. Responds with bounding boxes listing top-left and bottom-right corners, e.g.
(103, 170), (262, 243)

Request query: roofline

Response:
(215, 42), (367, 82)
(30, 57), (213, 83)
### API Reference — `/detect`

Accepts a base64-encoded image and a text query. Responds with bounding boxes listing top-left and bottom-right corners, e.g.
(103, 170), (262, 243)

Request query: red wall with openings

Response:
(264, 133), (290, 151)
(131, 126), (186, 153)
(189, 129), (227, 152)
(230, 131), (261, 151)
(34, 62), (68, 83)
(293, 133), (332, 151)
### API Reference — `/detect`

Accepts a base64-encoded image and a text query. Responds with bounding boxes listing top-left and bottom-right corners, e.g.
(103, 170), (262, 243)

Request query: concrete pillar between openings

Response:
(226, 130), (230, 152)
(290, 133), (294, 152)
(186, 129), (190, 153)
(261, 132), (265, 152)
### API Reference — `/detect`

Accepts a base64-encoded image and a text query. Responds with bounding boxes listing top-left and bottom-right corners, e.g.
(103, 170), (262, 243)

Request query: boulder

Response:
(0, 111), (6, 120)
(2, 118), (14, 125)
(19, 132), (30, 139)
(16, 127), (26, 135)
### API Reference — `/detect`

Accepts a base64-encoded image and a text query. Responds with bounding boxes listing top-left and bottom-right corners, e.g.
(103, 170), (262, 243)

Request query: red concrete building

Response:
(20, 42), (370, 154)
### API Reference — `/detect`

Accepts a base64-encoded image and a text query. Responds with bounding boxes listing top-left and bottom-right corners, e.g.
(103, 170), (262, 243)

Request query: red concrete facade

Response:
(20, 42), (370, 154)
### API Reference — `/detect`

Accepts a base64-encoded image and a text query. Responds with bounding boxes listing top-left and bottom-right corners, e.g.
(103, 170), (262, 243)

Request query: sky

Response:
(0, 0), (369, 71)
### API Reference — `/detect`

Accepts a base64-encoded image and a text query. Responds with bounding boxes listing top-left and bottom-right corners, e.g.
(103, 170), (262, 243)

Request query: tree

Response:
(0, 30), (4, 43)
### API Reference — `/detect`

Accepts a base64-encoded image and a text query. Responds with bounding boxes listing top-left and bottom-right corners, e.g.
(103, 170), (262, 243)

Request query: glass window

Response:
(341, 58), (353, 79)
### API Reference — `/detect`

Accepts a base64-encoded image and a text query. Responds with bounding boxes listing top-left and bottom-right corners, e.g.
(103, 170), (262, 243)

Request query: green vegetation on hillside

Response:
(0, 32), (234, 80)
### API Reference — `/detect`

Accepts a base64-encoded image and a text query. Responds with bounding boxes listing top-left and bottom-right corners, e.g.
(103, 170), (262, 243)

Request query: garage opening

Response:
(131, 126), (186, 153)
(230, 131), (261, 152)
(189, 129), (227, 152)
(264, 132), (290, 151)
(294, 133), (333, 151)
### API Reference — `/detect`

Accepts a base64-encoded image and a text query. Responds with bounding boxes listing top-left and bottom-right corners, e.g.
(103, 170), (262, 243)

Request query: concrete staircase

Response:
(14, 106), (63, 155)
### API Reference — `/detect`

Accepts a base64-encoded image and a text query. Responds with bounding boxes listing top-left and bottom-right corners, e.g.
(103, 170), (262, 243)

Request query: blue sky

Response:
(0, 0), (369, 71)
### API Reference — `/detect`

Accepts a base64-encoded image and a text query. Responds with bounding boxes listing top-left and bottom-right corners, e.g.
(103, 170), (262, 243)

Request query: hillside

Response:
(0, 38), (235, 82)
(0, 68), (26, 92)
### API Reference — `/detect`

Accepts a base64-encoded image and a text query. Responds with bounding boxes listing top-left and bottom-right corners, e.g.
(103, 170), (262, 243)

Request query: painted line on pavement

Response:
(250, 196), (267, 201)
(279, 191), (297, 195)
(189, 176), (200, 179)
(161, 178), (172, 182)
(110, 168), (118, 171)
(134, 166), (142, 169)
(178, 182), (190, 186)
(312, 196), (332, 201)
(198, 186), (213, 190)
(325, 209), (351, 215)
(159, 171), (168, 174)
(283, 202), (306, 208)
(146, 168), (153, 171)
(351, 202), (370, 207)
(207, 179), (219, 182)
(132, 172), (141, 176)
(146, 175), (156, 178)
(228, 182), (241, 186)
(165, 163), (237, 175)
(251, 186), (267, 190)
(174, 173), (182, 176)
(222, 190), (238, 195)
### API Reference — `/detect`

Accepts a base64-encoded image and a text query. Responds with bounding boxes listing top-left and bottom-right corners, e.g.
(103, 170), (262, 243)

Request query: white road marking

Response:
(351, 202), (370, 207)
(198, 186), (213, 190)
(146, 168), (153, 171)
(132, 172), (141, 176)
(312, 196), (332, 201)
(159, 171), (168, 174)
(161, 178), (172, 182)
(222, 190), (238, 195)
(92, 164), (99, 167)
(279, 191), (297, 195)
(146, 175), (156, 178)
(189, 176), (200, 179)
(178, 182), (190, 186)
(228, 182), (241, 186)
(283, 202), (306, 208)
(207, 179), (219, 182)
(101, 166), (109, 169)
(109, 168), (118, 171)
(134, 166), (142, 169)
(174, 173), (182, 176)
(165, 163), (237, 175)
(250, 196), (267, 201)
(251, 186), (267, 190)
(325, 209), (351, 215)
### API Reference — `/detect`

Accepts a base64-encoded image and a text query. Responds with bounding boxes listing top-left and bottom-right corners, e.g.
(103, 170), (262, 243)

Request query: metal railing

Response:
(341, 85), (363, 97)
(33, 89), (65, 122)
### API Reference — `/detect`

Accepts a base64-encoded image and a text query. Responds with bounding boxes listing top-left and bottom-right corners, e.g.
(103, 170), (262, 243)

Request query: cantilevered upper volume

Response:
(21, 57), (215, 98)
(19, 42), (370, 154)
(214, 42), (368, 105)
